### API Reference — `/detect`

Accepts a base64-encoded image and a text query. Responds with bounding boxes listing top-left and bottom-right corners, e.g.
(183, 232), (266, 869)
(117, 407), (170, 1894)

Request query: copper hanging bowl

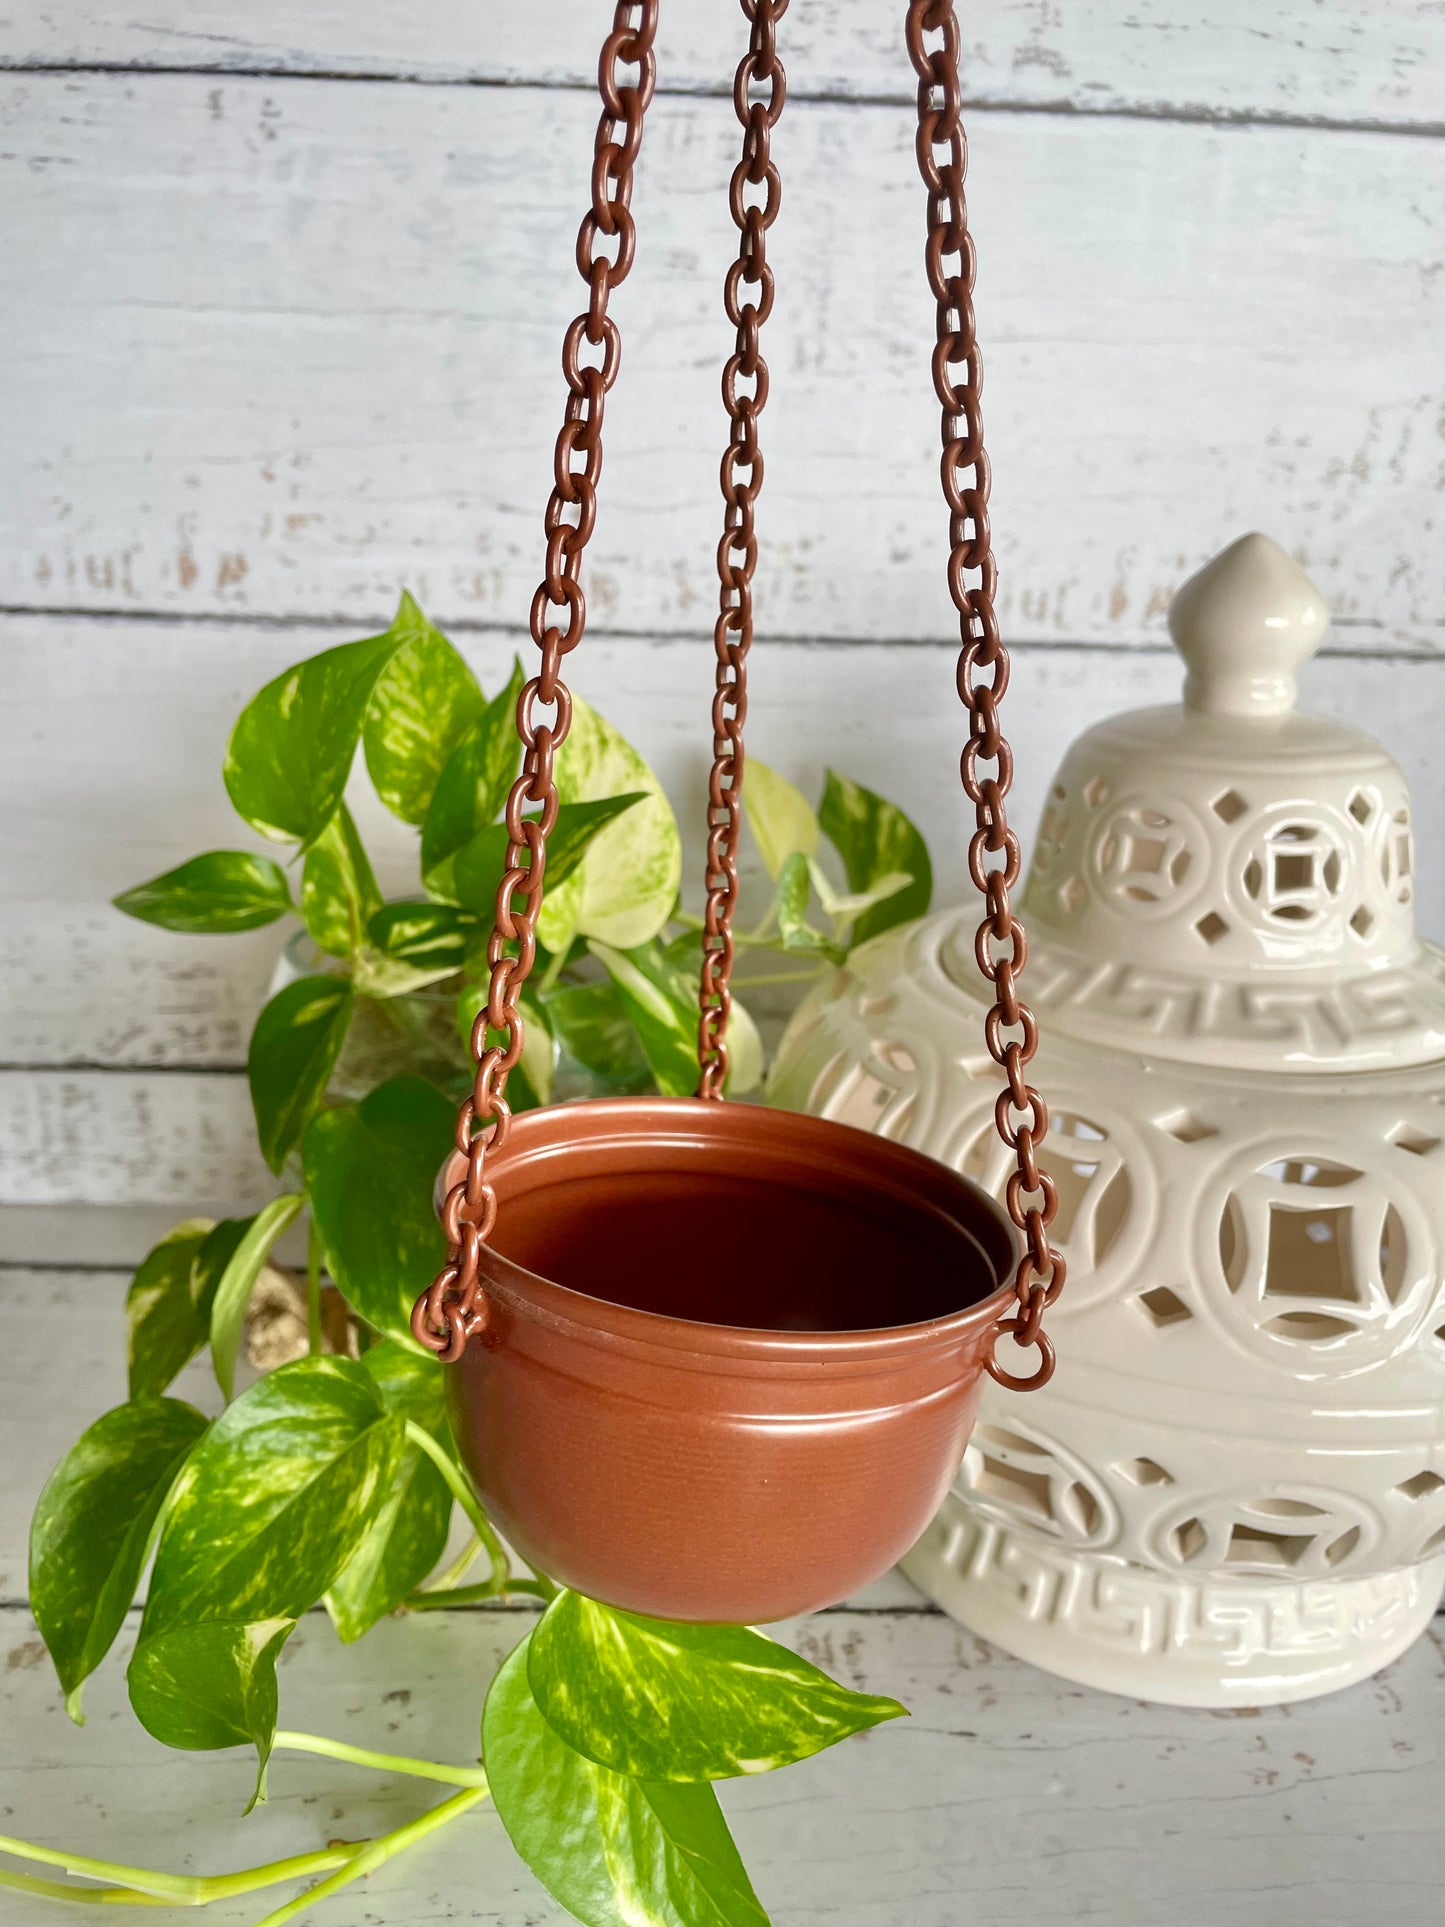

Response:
(437, 1097), (1016, 1623)
(410, 0), (1066, 1627)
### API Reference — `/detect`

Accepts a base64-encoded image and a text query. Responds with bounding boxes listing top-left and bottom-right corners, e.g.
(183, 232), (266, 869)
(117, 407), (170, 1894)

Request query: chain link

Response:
(905, 0), (1063, 1392)
(697, 0), (789, 1097)
(412, 0), (659, 1362)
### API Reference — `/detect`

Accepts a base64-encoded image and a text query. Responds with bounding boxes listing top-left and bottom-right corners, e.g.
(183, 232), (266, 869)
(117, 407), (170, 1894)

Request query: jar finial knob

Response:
(1169, 532), (1329, 719)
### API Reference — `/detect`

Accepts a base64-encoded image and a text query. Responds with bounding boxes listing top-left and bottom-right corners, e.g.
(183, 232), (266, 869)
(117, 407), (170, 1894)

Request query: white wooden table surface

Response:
(2, 1237), (1443, 1927)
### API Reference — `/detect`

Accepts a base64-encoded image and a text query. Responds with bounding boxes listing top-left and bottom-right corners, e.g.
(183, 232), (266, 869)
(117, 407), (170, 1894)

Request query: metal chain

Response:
(905, 0), (1063, 1392)
(412, 0), (659, 1363)
(697, 0), (788, 1098)
(411, 0), (1061, 1386)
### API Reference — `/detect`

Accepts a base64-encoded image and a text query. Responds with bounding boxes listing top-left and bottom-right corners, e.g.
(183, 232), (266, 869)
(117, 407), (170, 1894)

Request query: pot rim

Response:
(444, 1094), (1019, 1371)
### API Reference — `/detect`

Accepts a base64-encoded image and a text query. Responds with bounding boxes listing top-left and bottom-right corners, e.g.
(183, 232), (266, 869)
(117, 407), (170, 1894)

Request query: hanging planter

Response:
(437, 1097), (1013, 1624)
(409, 0), (1068, 1620)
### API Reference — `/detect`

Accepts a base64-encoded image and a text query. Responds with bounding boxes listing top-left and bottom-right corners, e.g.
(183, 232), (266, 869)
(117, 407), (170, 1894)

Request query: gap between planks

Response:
(2, 59), (1441, 141)
(0, 605), (1434, 664)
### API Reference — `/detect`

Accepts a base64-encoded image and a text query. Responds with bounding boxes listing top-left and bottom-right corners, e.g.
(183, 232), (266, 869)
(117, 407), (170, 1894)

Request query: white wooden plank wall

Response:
(1, 4), (1442, 1213)
(9, 3), (1445, 127)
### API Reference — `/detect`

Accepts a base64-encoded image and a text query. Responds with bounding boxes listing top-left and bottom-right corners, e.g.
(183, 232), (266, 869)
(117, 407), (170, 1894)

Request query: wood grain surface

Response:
(2, 3), (1442, 1214)
(1, 1261), (1442, 1927)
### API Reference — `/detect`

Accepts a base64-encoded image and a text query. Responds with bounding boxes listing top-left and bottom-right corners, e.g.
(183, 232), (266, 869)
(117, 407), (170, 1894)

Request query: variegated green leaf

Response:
(367, 902), (471, 984)
(818, 770), (932, 946)
(224, 631), (409, 846)
(247, 976), (353, 1174)
(774, 851), (844, 963)
(485, 1637), (770, 1927)
(722, 993), (764, 1096)
(207, 1193), (306, 1401)
(588, 940), (698, 1097)
(325, 1344), (453, 1642)
(125, 1219), (217, 1400)
(528, 1591), (905, 1782)
(303, 1074), (455, 1347)
(806, 857), (912, 928)
(140, 1357), (406, 1642)
(300, 804), (383, 959)
(649, 931), (763, 1094)
(113, 852), (293, 933)
(743, 761), (819, 880)
(421, 657), (525, 895)
(29, 1397), (208, 1720)
(536, 694), (680, 953)
(128, 1617), (293, 1810)
(543, 980), (651, 1098)
(449, 792), (649, 923)
(363, 595), (485, 825)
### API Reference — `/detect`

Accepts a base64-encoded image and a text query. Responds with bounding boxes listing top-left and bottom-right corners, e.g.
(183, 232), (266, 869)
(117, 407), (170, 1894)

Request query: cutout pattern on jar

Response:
(1214, 1153), (1432, 1352)
(1382, 807), (1414, 905)
(1159, 1492), (1374, 1578)
(1095, 802), (1196, 912)
(958, 1422), (1114, 1551)
(963, 1109), (1133, 1272)
(1240, 819), (1345, 929)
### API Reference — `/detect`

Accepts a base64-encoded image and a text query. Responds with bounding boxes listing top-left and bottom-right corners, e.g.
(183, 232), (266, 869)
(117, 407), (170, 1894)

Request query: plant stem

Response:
(424, 1530), (484, 1593)
(247, 1787), (487, 1927)
(0, 1737), (489, 1911)
(0, 1865), (171, 1906)
(305, 1216), (324, 1358)
(0, 1833), (360, 1907)
(402, 1422), (509, 1590)
(273, 1731), (488, 1789)
(404, 1577), (551, 1611)
(670, 909), (786, 955)
(729, 967), (829, 989)
(536, 945), (569, 995)
(160, 1848), (367, 1907)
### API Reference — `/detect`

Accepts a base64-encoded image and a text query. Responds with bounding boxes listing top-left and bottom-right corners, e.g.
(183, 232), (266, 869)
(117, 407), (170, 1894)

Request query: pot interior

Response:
(485, 1103), (1011, 1335)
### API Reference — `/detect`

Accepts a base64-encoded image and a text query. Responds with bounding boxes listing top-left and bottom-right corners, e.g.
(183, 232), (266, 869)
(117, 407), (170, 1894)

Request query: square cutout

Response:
(1137, 1286), (1192, 1328)
(1395, 1470), (1445, 1502)
(1226, 1524), (1313, 1570)
(1273, 851), (1314, 892)
(1264, 1204), (1359, 1304)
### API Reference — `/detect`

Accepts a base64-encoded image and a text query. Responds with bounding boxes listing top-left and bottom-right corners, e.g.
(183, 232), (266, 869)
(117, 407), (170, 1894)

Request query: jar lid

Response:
(942, 534), (1445, 1072)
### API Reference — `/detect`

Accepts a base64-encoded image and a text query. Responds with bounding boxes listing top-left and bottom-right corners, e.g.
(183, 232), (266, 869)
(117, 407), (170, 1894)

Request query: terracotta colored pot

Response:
(438, 1096), (1016, 1623)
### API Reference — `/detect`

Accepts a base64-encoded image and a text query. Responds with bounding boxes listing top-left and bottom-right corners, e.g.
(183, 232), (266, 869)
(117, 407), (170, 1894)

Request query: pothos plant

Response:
(11, 595), (935, 1926)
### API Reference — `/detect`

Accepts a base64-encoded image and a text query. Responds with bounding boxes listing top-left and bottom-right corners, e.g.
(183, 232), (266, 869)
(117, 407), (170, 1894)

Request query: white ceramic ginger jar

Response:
(770, 533), (1445, 1707)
